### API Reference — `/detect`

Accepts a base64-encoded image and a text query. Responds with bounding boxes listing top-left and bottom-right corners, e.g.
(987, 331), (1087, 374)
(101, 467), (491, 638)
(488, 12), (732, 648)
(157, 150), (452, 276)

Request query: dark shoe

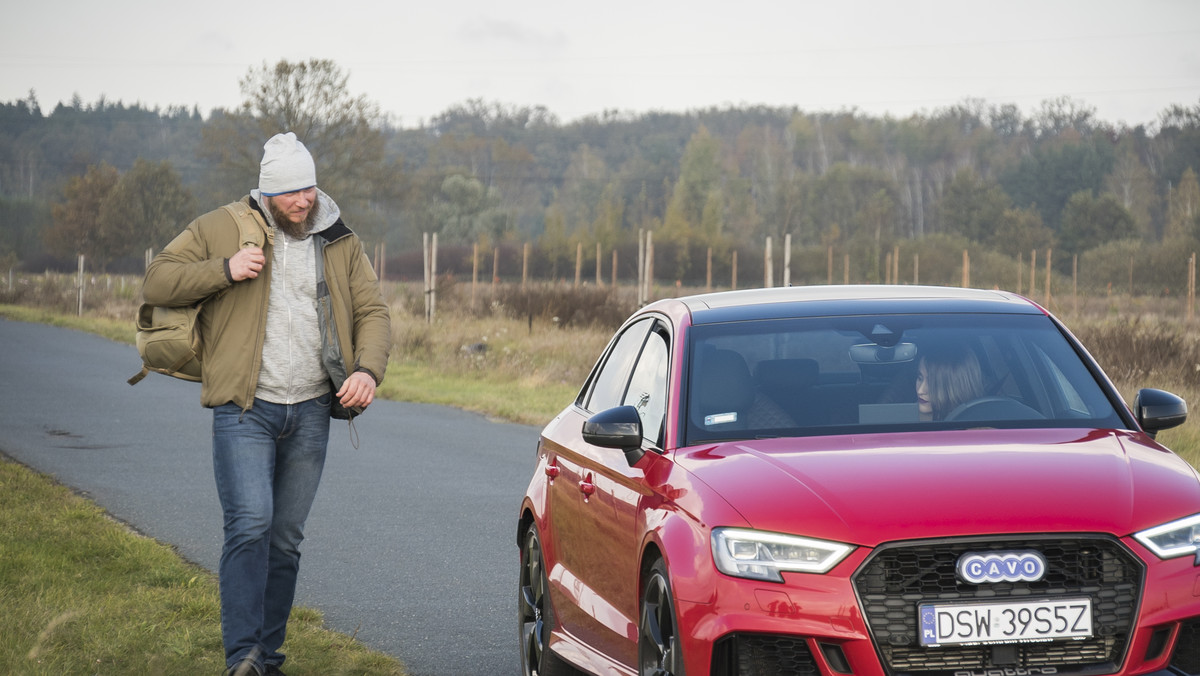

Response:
(264, 666), (287, 676)
(224, 658), (263, 676)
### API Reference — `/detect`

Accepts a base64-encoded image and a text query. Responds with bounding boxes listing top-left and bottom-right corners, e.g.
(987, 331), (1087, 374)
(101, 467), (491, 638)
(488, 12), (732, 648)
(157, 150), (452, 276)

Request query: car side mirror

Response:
(1135, 388), (1187, 437)
(582, 405), (646, 466)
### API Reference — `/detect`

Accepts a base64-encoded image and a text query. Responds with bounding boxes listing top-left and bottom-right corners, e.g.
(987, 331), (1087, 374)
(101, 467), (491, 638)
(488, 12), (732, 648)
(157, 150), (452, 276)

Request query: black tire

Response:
(638, 558), (686, 676)
(519, 522), (581, 676)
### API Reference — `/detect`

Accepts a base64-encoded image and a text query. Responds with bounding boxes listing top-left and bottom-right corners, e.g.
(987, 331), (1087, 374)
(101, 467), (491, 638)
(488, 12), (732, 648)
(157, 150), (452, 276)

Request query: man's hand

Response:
(337, 371), (377, 410)
(229, 247), (265, 281)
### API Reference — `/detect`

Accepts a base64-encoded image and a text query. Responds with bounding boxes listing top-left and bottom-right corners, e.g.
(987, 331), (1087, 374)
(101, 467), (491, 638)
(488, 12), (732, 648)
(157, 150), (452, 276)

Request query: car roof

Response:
(673, 285), (1047, 325)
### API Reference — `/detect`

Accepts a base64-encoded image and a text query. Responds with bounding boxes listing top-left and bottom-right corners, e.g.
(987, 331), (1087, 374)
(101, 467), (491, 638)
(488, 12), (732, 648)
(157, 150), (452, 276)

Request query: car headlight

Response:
(1134, 513), (1200, 562)
(711, 528), (854, 582)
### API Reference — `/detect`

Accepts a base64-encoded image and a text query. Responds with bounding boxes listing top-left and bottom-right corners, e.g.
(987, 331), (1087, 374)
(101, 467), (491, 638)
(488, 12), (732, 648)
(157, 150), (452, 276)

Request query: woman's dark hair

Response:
(923, 345), (984, 420)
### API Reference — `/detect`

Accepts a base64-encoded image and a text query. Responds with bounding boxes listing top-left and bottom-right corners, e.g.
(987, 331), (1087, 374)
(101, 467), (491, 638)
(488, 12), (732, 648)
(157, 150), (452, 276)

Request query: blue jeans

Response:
(212, 395), (331, 670)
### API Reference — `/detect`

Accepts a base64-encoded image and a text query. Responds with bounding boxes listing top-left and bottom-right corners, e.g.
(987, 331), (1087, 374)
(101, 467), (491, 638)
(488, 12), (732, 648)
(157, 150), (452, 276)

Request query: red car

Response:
(517, 285), (1200, 676)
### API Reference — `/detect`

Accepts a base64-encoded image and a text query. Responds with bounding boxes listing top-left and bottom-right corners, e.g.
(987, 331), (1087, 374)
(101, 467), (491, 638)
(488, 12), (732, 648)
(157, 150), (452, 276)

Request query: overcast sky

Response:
(3, 0), (1198, 129)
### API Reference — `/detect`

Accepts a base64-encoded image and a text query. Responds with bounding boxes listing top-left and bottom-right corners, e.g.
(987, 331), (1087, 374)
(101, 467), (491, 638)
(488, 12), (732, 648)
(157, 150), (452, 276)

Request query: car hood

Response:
(676, 428), (1200, 546)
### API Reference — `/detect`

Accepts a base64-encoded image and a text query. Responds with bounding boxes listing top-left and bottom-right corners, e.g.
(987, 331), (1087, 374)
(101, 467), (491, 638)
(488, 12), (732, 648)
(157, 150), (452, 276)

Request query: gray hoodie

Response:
(250, 188), (342, 405)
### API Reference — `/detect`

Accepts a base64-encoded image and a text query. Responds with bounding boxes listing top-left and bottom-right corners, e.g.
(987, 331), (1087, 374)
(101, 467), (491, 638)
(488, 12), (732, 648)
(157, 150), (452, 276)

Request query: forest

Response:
(1, 59), (1199, 293)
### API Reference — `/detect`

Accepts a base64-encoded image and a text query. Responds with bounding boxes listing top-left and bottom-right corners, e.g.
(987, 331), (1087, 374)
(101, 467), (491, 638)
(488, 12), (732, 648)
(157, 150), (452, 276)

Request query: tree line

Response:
(1, 59), (1198, 293)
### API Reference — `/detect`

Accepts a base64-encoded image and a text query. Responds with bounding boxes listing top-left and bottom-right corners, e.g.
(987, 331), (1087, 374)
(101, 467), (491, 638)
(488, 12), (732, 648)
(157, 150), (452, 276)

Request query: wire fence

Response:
(5, 241), (1197, 327)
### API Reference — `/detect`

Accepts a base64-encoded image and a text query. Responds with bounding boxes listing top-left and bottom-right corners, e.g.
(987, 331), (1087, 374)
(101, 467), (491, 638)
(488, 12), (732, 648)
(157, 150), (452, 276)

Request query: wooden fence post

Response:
(783, 234), (791, 287)
(1072, 255), (1078, 316)
(431, 234), (438, 322)
(1029, 250), (1037, 297)
(637, 229), (646, 305)
(764, 236), (773, 288)
(574, 242), (582, 287)
(379, 241), (386, 285)
(77, 254), (84, 316)
(522, 243), (529, 289)
(422, 233), (429, 321)
(649, 230), (657, 300)
(1189, 252), (1196, 323)
(422, 233), (437, 323)
(706, 247), (713, 292)
(1044, 248), (1052, 307)
(1017, 252), (1023, 295)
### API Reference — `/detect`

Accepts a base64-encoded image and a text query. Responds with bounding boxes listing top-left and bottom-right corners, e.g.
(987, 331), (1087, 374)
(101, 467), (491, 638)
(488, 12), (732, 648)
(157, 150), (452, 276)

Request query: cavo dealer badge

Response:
(957, 550), (1047, 584)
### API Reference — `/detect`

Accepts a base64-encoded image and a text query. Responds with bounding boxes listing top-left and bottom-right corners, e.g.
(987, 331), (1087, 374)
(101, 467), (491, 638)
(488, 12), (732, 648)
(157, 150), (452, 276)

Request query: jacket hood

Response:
(250, 188), (341, 237)
(677, 428), (1200, 547)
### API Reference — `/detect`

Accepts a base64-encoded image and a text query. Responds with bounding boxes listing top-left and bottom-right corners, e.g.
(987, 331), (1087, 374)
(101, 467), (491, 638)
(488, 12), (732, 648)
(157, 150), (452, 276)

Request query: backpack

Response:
(127, 203), (265, 386)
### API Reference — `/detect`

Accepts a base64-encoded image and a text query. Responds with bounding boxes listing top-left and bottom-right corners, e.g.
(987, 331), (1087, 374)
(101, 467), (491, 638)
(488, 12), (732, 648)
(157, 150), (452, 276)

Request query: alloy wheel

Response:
(519, 523), (578, 676)
(639, 559), (685, 676)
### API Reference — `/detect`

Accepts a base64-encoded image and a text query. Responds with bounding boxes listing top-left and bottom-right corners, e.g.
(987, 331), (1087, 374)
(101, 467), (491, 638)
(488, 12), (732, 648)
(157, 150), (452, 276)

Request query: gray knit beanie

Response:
(258, 132), (317, 196)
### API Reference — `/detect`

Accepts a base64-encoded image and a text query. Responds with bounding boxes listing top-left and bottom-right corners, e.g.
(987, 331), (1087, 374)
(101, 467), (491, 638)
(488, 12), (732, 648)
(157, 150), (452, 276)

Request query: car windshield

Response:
(684, 312), (1125, 444)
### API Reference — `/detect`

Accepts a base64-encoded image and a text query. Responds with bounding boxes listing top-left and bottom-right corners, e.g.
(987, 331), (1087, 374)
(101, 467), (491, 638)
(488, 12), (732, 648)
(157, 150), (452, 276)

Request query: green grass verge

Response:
(0, 304), (134, 344)
(0, 456), (406, 675)
(377, 362), (574, 426)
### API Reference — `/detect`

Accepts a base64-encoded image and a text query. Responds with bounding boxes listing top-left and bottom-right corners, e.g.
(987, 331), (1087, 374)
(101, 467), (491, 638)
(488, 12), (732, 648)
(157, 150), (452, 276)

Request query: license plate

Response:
(919, 598), (1093, 646)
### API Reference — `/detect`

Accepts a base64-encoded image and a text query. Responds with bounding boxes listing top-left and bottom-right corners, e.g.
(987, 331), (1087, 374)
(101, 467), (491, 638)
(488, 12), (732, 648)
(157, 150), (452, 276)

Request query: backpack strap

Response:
(221, 201), (268, 249)
(127, 365), (150, 386)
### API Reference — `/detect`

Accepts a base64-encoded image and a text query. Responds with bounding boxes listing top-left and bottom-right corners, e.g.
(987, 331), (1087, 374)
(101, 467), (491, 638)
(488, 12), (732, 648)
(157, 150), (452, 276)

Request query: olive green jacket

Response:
(142, 196), (391, 412)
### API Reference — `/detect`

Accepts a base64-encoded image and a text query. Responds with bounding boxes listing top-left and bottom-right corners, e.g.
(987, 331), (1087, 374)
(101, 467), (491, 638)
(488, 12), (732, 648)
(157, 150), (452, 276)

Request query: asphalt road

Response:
(0, 318), (543, 676)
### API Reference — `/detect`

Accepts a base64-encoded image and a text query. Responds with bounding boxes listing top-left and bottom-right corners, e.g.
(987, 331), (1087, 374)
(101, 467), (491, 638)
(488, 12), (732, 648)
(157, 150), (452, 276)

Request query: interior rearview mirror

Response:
(850, 342), (917, 364)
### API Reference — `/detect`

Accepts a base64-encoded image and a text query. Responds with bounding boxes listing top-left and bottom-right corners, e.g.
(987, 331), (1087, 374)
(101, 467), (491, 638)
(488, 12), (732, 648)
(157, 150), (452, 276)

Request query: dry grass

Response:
(377, 280), (624, 425)
(3, 273), (1199, 464)
(1062, 313), (1200, 468)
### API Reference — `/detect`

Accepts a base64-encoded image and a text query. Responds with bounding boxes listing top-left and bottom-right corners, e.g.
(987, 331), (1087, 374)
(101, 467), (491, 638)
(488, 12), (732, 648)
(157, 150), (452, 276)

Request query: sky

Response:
(2, 0), (1199, 129)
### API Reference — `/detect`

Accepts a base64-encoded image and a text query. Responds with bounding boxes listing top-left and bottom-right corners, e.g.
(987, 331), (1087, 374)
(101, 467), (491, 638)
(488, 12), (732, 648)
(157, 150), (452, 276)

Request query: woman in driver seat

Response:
(916, 345), (984, 421)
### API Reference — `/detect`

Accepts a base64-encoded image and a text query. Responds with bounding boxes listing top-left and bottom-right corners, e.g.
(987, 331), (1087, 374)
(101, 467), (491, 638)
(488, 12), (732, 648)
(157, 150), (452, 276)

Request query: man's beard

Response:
(268, 198), (319, 239)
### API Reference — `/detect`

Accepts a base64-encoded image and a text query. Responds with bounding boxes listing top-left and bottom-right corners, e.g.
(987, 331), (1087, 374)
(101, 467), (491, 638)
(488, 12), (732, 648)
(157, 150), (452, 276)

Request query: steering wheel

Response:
(945, 396), (1045, 422)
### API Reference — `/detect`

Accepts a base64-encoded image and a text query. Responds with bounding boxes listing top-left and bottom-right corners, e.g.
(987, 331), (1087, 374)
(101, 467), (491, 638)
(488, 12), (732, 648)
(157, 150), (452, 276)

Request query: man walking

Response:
(143, 132), (391, 675)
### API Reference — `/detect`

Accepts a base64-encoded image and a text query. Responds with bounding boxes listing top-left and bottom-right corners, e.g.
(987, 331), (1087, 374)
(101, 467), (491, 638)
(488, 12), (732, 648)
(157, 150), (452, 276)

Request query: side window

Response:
(623, 327), (669, 446)
(585, 318), (653, 413)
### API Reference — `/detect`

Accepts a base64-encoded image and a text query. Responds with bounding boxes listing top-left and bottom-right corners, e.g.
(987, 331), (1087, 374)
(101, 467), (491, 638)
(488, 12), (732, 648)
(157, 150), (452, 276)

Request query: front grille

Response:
(852, 536), (1143, 675)
(1173, 618), (1200, 674)
(711, 633), (819, 676)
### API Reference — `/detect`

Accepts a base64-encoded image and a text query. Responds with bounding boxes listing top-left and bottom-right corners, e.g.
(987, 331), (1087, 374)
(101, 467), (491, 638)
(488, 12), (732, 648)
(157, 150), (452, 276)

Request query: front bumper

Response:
(673, 534), (1200, 676)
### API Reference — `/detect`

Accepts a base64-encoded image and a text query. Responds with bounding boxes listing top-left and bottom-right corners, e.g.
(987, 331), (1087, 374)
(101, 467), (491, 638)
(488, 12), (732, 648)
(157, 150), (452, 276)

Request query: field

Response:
(3, 272), (1199, 468)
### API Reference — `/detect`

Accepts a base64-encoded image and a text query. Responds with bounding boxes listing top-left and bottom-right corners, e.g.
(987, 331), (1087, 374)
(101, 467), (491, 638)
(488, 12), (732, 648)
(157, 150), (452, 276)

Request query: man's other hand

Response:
(337, 371), (377, 410)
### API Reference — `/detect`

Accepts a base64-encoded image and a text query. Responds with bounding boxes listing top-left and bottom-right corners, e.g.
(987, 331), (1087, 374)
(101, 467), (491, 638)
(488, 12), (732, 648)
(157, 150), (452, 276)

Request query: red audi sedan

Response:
(517, 285), (1200, 676)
